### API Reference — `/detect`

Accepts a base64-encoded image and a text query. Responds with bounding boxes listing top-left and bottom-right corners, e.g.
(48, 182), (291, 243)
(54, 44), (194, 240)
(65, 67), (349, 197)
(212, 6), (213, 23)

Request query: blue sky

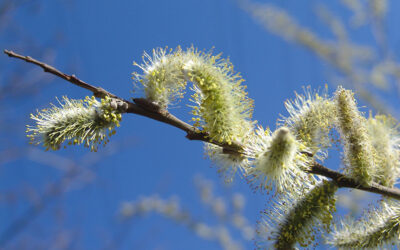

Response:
(2, 0), (400, 249)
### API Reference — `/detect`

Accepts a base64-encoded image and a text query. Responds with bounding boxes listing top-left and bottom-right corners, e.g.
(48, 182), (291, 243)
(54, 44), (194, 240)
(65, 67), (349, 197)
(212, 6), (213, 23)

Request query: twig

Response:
(5, 49), (400, 200)
(308, 163), (400, 199)
(4, 50), (113, 98)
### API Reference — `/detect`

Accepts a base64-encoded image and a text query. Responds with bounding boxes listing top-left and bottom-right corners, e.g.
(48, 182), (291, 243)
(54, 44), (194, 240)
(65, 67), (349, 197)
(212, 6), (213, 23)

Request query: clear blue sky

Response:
(1, 0), (400, 249)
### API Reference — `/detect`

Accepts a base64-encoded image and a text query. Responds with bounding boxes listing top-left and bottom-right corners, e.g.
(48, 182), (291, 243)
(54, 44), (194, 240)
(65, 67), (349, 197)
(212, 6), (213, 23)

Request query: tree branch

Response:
(308, 163), (400, 199)
(3, 49), (241, 153)
(5, 49), (400, 200)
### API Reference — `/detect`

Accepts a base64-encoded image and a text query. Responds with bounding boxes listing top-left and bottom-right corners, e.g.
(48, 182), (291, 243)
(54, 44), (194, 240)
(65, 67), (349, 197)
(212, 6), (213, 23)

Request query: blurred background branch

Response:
(242, 0), (400, 117)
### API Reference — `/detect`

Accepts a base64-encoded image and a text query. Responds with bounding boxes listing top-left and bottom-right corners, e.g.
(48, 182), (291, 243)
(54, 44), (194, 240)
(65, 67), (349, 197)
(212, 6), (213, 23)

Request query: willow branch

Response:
(5, 49), (400, 200)
(3, 49), (240, 152)
(308, 163), (400, 199)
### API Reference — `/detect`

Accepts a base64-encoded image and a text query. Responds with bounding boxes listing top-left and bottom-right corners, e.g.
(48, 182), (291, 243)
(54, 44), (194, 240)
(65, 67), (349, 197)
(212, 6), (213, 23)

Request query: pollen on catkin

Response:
(26, 96), (122, 151)
(133, 46), (254, 145)
(334, 87), (376, 184)
(246, 127), (314, 194)
(183, 47), (254, 145)
(329, 200), (400, 249)
(132, 47), (187, 108)
(257, 180), (337, 249)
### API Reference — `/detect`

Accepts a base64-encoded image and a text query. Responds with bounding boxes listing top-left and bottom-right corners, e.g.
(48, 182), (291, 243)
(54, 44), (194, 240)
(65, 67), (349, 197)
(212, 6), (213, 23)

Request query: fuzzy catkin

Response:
(279, 87), (336, 160)
(257, 180), (337, 249)
(330, 200), (400, 249)
(133, 47), (254, 145)
(335, 87), (376, 184)
(246, 127), (312, 193)
(26, 96), (121, 151)
(366, 114), (400, 187)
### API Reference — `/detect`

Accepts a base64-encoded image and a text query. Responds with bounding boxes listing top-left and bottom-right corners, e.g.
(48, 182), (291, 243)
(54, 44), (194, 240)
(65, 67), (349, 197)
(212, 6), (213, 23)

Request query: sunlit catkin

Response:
(133, 47), (254, 145)
(246, 127), (312, 193)
(279, 87), (336, 160)
(26, 96), (122, 151)
(257, 180), (337, 249)
(335, 87), (376, 184)
(330, 200), (400, 249)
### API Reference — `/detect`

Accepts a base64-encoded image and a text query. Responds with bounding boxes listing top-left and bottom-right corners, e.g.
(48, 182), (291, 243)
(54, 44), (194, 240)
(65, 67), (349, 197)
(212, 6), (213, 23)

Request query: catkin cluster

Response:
(27, 46), (400, 249)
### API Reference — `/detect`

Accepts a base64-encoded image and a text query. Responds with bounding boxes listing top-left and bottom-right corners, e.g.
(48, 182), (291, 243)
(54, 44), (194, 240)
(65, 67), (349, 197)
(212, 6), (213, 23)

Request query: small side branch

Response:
(5, 49), (400, 200)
